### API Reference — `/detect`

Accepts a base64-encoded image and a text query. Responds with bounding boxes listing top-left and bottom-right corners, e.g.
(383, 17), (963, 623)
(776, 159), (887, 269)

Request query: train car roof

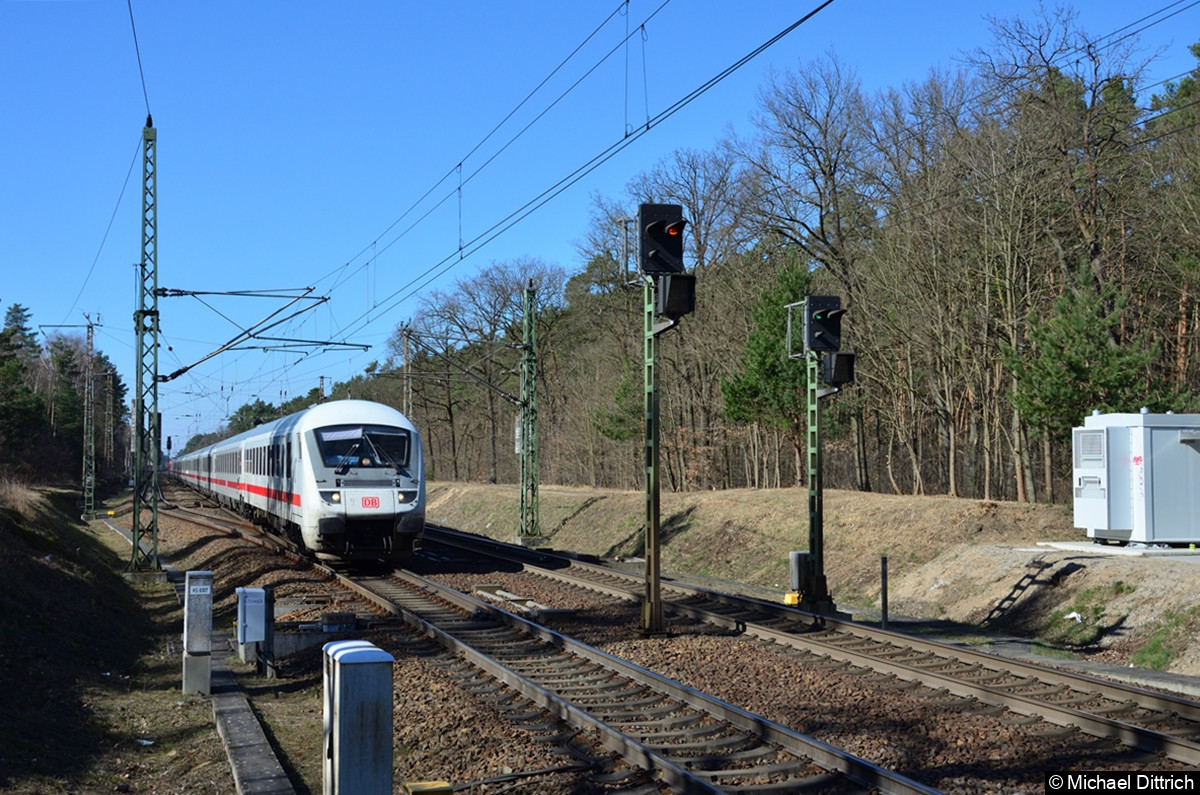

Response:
(174, 399), (416, 460)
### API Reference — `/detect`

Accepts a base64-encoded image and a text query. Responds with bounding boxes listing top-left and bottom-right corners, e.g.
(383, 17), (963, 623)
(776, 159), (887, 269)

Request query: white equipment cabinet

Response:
(1072, 410), (1200, 544)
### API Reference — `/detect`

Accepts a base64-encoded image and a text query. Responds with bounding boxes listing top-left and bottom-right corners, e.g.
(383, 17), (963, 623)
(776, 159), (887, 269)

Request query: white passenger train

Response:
(171, 399), (425, 562)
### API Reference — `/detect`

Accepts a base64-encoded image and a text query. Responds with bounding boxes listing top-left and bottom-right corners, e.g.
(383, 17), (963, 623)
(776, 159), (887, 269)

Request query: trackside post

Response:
(323, 641), (394, 795)
(182, 570), (213, 696)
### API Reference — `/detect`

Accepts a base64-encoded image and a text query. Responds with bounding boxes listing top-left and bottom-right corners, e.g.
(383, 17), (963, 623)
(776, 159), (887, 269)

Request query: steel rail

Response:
(338, 567), (940, 795)
(423, 526), (1200, 766)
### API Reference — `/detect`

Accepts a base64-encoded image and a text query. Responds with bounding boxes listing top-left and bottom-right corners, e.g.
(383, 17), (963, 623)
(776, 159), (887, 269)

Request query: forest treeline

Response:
(17, 10), (1198, 506)
(0, 305), (129, 484)
(324, 12), (1200, 505)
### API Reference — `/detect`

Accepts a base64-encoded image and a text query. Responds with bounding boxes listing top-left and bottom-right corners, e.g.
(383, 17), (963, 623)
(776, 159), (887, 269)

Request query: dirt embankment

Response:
(426, 483), (1200, 675)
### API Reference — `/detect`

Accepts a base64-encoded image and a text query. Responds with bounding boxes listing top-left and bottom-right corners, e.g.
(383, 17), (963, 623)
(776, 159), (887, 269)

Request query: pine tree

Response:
(721, 257), (811, 476)
(1007, 270), (1165, 441)
(2, 303), (39, 363)
(0, 325), (46, 476)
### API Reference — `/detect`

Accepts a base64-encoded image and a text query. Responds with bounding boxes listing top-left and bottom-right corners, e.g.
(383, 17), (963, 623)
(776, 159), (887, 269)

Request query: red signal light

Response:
(638, 204), (687, 274)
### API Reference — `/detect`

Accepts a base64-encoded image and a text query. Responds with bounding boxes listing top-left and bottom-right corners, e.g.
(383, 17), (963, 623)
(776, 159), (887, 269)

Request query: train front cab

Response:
(302, 418), (424, 562)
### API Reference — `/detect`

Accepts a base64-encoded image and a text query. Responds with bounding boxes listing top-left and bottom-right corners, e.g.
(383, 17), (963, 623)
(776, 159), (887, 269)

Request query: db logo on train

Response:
(361, 496), (381, 509)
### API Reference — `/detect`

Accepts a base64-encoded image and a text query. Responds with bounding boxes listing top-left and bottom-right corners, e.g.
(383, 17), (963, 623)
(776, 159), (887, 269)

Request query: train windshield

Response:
(314, 424), (411, 473)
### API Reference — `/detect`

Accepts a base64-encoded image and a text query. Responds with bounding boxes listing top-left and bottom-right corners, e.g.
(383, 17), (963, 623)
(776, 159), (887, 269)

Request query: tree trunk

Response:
(1043, 437), (1053, 503)
(853, 410), (871, 492)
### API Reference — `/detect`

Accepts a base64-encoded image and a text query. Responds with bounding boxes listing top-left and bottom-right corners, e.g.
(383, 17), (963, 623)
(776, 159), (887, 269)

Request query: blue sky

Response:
(2, 0), (1198, 447)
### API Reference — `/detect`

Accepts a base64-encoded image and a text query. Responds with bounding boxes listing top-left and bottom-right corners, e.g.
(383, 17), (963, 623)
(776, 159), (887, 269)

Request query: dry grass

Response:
(7, 478), (1200, 794)
(0, 487), (235, 793)
(0, 477), (40, 519)
(425, 482), (1078, 600)
(427, 482), (1200, 675)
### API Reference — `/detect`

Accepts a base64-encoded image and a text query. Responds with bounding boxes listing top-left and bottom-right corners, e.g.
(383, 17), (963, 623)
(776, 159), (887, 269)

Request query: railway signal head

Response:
(638, 203), (687, 275)
(656, 273), (696, 319)
(804, 295), (846, 353)
(823, 351), (856, 386)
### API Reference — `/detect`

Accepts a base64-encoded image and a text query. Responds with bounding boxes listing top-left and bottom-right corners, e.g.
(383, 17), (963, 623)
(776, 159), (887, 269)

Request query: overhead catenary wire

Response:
(323, 7), (676, 302)
(169, 0), (1199, 436)
(1099, 0), (1200, 51)
(171, 0), (680, 414)
(200, 0), (1185, 418)
(158, 2), (1140, 418)
(304, 0), (1198, 423)
(846, 0), (1200, 210)
(126, 0), (152, 118)
(59, 1), (154, 324)
(59, 138), (142, 325)
(327, 0), (838, 348)
(322, 0), (635, 288)
(867, 74), (1200, 234)
(775, 0), (1200, 239)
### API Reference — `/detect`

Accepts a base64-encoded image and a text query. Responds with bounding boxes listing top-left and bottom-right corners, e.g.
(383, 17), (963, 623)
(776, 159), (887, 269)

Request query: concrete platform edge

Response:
(210, 636), (297, 795)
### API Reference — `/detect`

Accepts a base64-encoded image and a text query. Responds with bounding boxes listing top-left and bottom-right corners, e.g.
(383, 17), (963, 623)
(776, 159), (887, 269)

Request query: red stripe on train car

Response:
(243, 482), (301, 506)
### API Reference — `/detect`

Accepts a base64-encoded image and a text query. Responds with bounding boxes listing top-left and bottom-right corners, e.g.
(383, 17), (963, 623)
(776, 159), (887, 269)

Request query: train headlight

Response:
(397, 490), (416, 504)
(320, 490), (342, 504)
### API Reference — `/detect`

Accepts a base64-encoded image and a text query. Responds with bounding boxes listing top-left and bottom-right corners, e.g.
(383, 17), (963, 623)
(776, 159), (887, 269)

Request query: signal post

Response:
(787, 296), (854, 616)
(638, 203), (693, 635)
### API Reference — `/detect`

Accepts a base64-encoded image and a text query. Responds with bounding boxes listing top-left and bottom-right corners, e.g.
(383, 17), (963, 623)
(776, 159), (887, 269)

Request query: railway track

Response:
(343, 567), (939, 794)
(420, 525), (1200, 769)
(159, 492), (934, 791)
(156, 497), (1199, 789)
